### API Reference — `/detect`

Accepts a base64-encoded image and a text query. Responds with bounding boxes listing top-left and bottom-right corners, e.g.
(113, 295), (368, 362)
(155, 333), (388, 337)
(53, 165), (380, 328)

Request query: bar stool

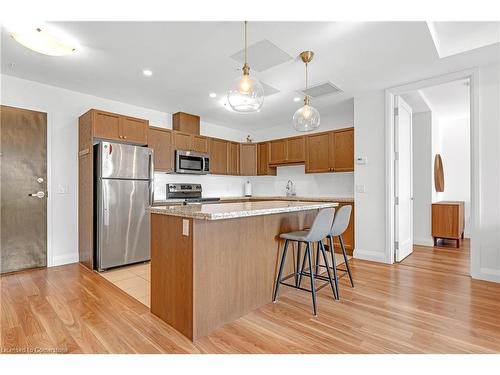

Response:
(315, 205), (354, 299)
(273, 208), (336, 316)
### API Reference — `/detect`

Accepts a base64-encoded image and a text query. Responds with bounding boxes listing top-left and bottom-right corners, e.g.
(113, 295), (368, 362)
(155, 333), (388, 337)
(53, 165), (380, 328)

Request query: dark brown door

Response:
(1, 105), (47, 273)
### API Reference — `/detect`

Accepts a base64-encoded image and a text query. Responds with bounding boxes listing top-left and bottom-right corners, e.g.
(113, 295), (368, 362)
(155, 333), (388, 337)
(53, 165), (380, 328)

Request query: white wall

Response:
(474, 63), (500, 282)
(0, 74), (247, 267)
(412, 111), (434, 246)
(436, 115), (471, 236)
(353, 91), (389, 263)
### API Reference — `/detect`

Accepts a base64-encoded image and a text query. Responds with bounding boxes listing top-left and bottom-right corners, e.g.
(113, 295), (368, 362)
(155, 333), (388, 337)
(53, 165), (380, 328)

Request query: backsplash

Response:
(153, 173), (246, 200)
(248, 165), (354, 197)
(154, 165), (354, 200)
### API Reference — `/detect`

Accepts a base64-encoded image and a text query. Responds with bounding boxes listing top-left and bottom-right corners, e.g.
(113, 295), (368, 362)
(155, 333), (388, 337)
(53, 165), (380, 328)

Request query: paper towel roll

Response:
(244, 180), (252, 197)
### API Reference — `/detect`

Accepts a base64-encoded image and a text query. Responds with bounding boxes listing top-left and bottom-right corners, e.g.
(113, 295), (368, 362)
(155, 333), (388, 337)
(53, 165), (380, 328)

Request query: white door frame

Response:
(384, 68), (479, 274)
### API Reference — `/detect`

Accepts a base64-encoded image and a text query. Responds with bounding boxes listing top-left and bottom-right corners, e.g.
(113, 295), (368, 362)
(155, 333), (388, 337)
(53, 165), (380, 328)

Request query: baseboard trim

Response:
(51, 253), (79, 267)
(353, 248), (392, 264)
(413, 238), (435, 247)
(473, 267), (500, 283)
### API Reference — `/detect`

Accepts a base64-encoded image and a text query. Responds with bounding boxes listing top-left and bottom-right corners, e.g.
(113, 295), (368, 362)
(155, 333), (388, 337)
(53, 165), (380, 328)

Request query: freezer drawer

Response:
(97, 179), (151, 270)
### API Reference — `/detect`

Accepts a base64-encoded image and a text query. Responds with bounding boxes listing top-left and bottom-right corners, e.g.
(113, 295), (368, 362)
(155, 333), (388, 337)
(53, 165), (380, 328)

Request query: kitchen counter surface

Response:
(152, 195), (354, 206)
(148, 200), (337, 220)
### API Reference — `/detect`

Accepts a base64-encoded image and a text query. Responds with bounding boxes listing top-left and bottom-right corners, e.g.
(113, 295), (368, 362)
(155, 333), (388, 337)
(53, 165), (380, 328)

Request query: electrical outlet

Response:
(356, 185), (366, 193)
(182, 219), (190, 236)
(57, 184), (69, 194)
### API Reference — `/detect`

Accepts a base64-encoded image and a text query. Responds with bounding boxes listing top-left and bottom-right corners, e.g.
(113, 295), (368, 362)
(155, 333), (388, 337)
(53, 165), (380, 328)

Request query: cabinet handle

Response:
(123, 136), (127, 139)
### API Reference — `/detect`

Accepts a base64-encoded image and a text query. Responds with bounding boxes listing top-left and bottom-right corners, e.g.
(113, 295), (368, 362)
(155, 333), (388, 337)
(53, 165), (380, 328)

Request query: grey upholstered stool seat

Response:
(315, 205), (354, 299)
(273, 207), (337, 316)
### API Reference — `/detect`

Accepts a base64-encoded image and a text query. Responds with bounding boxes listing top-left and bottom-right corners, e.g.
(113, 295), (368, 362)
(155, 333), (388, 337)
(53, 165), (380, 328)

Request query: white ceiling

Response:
(2, 22), (498, 131)
(419, 79), (470, 119)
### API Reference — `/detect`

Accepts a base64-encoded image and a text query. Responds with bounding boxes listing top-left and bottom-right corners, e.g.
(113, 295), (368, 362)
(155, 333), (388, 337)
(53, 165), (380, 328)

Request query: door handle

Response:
(28, 191), (46, 199)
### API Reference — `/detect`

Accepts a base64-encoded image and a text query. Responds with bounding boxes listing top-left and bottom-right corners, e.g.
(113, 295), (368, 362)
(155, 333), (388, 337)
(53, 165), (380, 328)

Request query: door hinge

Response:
(395, 196), (399, 205)
(394, 241), (399, 250)
(394, 107), (399, 116)
(394, 151), (399, 160)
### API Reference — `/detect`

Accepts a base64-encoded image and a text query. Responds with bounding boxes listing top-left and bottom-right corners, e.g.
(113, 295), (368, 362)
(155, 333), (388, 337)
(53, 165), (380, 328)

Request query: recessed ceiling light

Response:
(143, 69), (153, 77)
(9, 24), (77, 56)
(209, 92), (217, 98)
(293, 97), (301, 102)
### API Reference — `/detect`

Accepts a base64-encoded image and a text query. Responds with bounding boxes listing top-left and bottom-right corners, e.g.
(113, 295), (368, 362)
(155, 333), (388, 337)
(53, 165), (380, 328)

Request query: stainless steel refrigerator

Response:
(95, 141), (153, 271)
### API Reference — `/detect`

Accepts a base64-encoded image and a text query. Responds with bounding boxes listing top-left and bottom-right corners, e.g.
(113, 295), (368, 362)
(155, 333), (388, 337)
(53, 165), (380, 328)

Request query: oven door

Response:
(175, 150), (209, 174)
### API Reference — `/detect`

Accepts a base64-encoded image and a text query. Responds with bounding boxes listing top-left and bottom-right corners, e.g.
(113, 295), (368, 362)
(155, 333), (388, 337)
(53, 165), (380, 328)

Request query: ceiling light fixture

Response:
(209, 92), (217, 98)
(143, 69), (153, 76)
(226, 21), (264, 113)
(10, 25), (77, 56)
(292, 51), (320, 132)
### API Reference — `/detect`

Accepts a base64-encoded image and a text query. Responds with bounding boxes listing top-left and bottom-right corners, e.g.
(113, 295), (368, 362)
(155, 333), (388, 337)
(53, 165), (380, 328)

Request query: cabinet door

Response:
(93, 111), (121, 141)
(239, 143), (257, 176)
(332, 203), (355, 254)
(257, 142), (275, 175)
(286, 136), (305, 163)
(192, 135), (209, 153)
(173, 131), (192, 151)
(227, 142), (240, 175)
(209, 138), (228, 175)
(120, 116), (149, 145)
(332, 128), (354, 172)
(305, 132), (331, 173)
(269, 139), (287, 165)
(148, 127), (173, 172)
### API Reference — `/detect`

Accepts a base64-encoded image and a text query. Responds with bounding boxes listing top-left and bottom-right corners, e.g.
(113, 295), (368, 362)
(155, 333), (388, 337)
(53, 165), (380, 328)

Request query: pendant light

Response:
(227, 21), (264, 113)
(293, 51), (320, 132)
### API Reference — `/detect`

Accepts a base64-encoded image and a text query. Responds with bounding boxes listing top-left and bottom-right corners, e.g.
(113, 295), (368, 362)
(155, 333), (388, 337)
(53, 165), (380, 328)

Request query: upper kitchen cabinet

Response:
(305, 128), (354, 173)
(269, 136), (305, 165)
(90, 109), (148, 145)
(239, 143), (257, 176)
(192, 135), (209, 153)
(209, 138), (229, 175)
(257, 142), (276, 176)
(227, 142), (240, 175)
(332, 128), (354, 172)
(148, 127), (173, 172)
(119, 116), (149, 145)
(172, 112), (200, 135)
(286, 136), (306, 163)
(173, 131), (193, 151)
(305, 131), (333, 173)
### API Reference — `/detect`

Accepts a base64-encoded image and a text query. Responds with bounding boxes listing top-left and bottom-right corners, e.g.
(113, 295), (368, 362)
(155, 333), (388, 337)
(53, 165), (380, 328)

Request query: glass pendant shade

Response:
(227, 73), (264, 113)
(293, 99), (320, 132)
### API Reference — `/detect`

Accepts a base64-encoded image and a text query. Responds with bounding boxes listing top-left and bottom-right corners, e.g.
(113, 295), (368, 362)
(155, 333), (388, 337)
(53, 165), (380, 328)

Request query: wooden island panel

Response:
(150, 210), (319, 340)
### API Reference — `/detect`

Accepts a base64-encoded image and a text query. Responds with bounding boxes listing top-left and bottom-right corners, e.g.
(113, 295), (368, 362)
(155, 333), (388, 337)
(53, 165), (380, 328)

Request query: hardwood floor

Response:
(1, 245), (500, 353)
(402, 238), (470, 276)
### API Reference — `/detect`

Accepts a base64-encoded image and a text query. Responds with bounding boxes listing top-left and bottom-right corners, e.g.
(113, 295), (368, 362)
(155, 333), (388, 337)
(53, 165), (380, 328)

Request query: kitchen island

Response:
(148, 200), (337, 340)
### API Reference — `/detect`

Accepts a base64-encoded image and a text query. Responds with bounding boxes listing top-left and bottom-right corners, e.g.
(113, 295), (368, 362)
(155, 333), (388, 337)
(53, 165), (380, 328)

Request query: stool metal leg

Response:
(339, 235), (354, 287)
(297, 243), (308, 287)
(273, 239), (289, 302)
(319, 241), (337, 300)
(306, 242), (317, 316)
(295, 242), (302, 287)
(315, 242), (320, 275)
(328, 235), (340, 300)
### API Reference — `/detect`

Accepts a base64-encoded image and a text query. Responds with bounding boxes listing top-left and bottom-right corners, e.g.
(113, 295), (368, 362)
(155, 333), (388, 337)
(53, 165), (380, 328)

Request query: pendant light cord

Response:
(305, 61), (308, 90)
(244, 21), (248, 65)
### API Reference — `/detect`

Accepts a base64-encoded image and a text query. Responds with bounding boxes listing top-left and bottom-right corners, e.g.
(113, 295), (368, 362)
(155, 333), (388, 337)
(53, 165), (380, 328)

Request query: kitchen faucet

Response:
(285, 180), (296, 196)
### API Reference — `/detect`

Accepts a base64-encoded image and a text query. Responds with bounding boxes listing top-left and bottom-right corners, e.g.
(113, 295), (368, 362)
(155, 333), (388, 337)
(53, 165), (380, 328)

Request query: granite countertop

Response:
(152, 195), (354, 206)
(147, 200), (338, 220)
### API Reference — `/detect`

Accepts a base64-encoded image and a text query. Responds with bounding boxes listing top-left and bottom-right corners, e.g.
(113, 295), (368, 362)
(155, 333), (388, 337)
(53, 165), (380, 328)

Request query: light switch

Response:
(356, 185), (366, 193)
(356, 156), (368, 165)
(57, 184), (69, 194)
(182, 219), (189, 236)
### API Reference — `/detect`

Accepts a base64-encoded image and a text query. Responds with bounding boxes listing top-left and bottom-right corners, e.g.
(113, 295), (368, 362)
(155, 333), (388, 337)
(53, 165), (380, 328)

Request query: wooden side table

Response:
(432, 201), (465, 248)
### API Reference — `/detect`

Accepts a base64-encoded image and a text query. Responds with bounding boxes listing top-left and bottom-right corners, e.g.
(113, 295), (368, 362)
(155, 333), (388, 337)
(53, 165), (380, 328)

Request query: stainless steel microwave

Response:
(175, 150), (210, 174)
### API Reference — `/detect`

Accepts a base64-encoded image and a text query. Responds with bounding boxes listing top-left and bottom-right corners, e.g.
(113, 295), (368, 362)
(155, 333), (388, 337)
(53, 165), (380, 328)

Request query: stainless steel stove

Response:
(166, 183), (221, 205)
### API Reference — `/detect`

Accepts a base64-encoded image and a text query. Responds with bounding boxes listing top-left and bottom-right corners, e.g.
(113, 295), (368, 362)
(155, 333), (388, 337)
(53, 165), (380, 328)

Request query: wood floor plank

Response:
(1, 240), (500, 353)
